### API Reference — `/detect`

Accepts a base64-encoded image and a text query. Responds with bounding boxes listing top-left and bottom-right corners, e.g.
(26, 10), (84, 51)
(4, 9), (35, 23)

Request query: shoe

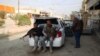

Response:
(75, 46), (80, 48)
(50, 49), (53, 53)
(37, 47), (41, 52)
(32, 47), (37, 52)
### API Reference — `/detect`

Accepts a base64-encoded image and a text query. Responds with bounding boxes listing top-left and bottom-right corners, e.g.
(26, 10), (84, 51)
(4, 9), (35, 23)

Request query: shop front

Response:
(88, 0), (100, 32)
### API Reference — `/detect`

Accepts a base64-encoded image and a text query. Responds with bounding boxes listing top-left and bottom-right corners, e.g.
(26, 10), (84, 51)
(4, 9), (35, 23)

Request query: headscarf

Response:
(72, 12), (82, 20)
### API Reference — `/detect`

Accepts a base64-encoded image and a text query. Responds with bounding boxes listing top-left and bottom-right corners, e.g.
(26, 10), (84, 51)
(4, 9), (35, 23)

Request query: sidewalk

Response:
(0, 25), (32, 35)
(94, 31), (100, 43)
(95, 31), (100, 39)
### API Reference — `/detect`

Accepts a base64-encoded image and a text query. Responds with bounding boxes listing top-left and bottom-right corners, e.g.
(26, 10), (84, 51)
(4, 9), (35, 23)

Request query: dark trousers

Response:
(74, 31), (81, 47)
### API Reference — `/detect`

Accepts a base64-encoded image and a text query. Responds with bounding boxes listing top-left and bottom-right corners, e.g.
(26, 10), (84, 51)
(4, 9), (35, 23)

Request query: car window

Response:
(35, 19), (58, 24)
(60, 21), (64, 27)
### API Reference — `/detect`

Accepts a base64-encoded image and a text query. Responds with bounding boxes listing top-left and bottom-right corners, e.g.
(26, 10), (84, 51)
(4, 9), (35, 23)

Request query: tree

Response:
(14, 14), (31, 26)
(0, 11), (6, 19)
(0, 11), (6, 26)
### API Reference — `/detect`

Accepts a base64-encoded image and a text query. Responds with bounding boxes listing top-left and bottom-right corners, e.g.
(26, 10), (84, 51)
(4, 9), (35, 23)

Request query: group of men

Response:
(20, 13), (83, 53)
(21, 20), (56, 53)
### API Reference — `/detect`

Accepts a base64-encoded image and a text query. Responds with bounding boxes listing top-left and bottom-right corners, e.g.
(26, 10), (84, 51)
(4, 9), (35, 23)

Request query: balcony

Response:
(87, 0), (100, 10)
(90, 1), (100, 10)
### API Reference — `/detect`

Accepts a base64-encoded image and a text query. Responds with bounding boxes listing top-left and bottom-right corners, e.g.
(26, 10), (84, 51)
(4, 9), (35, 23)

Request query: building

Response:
(87, 0), (100, 10)
(82, 0), (100, 32)
(82, 0), (97, 28)
(15, 7), (50, 18)
(0, 4), (15, 13)
(82, 0), (100, 15)
(82, 0), (100, 12)
(40, 11), (50, 17)
(82, 0), (88, 12)
(15, 7), (40, 14)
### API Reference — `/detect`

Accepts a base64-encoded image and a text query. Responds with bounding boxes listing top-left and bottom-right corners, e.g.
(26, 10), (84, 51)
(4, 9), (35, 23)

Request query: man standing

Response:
(71, 14), (83, 48)
(42, 20), (56, 53)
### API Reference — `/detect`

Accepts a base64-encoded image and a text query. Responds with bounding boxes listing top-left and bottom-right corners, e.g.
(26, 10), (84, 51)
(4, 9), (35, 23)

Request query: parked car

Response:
(63, 20), (73, 37)
(29, 17), (66, 47)
(63, 20), (73, 27)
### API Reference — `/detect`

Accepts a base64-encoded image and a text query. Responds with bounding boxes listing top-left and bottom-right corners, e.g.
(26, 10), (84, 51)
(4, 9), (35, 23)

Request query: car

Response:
(63, 20), (73, 27)
(63, 20), (73, 37)
(29, 17), (66, 47)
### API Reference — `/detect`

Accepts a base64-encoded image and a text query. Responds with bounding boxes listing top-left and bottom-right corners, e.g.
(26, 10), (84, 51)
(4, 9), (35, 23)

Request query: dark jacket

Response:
(25, 27), (44, 38)
(37, 27), (44, 36)
(72, 18), (83, 33)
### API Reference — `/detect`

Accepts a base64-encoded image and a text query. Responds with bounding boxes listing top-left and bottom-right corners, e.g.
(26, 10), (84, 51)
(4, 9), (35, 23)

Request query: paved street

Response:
(0, 32), (100, 56)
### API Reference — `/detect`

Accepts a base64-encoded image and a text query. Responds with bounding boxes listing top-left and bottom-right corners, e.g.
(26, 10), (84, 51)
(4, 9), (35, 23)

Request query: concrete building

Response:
(0, 4), (15, 13)
(82, 0), (100, 32)
(15, 7), (50, 18)
(82, 0), (88, 12)
(82, 0), (100, 12)
(82, 0), (100, 14)
(87, 0), (100, 10)
(15, 7), (40, 15)
(82, 0), (99, 24)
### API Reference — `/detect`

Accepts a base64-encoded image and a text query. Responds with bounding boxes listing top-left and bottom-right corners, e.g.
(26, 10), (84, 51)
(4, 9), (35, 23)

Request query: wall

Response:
(0, 4), (15, 13)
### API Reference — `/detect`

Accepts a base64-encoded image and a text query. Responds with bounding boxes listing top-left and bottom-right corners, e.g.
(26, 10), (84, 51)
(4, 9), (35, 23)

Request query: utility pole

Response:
(18, 0), (20, 14)
(17, 0), (20, 24)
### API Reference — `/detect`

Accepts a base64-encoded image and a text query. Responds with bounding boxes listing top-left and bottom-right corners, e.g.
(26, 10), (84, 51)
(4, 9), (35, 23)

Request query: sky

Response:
(0, 0), (83, 15)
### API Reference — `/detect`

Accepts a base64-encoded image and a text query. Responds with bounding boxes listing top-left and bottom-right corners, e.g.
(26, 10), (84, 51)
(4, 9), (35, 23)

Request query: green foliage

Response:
(0, 11), (6, 26)
(0, 19), (5, 26)
(16, 14), (31, 26)
(0, 11), (6, 19)
(14, 14), (19, 20)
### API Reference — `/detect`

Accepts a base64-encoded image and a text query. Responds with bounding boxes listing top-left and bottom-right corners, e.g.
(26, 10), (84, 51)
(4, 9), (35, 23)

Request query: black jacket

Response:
(72, 18), (83, 32)
(26, 27), (44, 38)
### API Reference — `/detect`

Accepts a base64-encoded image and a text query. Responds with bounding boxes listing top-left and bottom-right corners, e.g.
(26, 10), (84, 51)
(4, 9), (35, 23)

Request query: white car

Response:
(29, 17), (65, 47)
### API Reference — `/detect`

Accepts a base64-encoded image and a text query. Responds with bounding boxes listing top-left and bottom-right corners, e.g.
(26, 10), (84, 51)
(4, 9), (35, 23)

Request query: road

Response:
(0, 32), (100, 56)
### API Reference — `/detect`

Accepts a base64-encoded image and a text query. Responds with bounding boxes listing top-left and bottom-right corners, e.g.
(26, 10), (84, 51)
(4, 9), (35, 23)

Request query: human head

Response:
(71, 14), (76, 20)
(33, 23), (38, 28)
(71, 13), (82, 21)
(77, 13), (82, 20)
(46, 20), (52, 27)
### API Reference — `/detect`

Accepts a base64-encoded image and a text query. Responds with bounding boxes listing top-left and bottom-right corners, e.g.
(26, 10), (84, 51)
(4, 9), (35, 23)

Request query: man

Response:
(42, 20), (57, 53)
(20, 23), (43, 52)
(71, 14), (83, 48)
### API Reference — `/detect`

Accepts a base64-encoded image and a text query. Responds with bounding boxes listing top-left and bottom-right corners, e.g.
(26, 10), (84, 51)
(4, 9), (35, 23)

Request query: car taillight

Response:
(57, 31), (62, 37)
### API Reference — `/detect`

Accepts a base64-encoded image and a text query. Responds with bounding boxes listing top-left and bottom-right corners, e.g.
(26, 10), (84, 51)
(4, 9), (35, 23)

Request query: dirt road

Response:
(0, 32), (100, 56)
